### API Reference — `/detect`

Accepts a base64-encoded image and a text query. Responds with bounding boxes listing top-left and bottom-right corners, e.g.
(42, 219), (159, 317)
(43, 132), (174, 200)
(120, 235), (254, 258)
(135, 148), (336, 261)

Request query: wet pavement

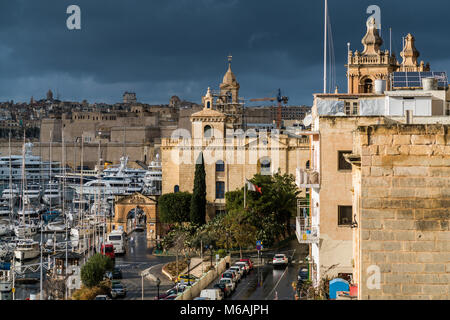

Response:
(114, 230), (175, 300)
(207, 239), (309, 300)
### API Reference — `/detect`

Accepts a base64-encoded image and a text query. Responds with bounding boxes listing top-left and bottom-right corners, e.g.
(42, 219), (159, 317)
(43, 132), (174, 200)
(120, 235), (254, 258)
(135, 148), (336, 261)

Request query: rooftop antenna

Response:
(389, 28), (392, 55)
(347, 42), (351, 93)
(323, 0), (328, 93)
(227, 54), (232, 68)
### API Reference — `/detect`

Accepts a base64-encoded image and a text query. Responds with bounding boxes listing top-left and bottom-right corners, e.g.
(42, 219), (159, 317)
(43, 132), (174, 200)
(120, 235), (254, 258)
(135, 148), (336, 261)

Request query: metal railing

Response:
(295, 217), (319, 244)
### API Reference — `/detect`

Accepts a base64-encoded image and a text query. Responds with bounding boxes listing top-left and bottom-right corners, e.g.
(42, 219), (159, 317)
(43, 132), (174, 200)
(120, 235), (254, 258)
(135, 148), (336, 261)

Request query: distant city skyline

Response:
(0, 0), (449, 105)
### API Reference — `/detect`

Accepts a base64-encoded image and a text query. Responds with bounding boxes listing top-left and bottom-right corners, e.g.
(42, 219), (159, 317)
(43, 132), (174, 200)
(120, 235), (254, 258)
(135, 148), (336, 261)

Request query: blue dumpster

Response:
(329, 278), (350, 299)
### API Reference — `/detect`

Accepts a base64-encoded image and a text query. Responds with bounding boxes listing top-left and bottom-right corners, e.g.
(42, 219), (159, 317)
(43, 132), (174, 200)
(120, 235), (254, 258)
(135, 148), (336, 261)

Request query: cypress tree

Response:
(190, 152), (206, 225)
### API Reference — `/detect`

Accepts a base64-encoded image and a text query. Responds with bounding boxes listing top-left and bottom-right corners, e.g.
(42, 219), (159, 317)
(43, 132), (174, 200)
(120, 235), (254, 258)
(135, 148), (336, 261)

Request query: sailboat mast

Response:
(8, 131), (12, 223)
(21, 131), (26, 226)
(323, 0), (328, 93)
(63, 130), (68, 300)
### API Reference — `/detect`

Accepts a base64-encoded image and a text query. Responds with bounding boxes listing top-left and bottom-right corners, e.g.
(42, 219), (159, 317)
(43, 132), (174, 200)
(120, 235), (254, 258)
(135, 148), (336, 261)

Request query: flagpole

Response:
(244, 179), (247, 209)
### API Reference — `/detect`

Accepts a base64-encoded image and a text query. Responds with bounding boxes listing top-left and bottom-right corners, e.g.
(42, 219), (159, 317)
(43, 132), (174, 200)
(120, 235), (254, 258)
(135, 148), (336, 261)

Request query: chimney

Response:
(405, 110), (413, 124)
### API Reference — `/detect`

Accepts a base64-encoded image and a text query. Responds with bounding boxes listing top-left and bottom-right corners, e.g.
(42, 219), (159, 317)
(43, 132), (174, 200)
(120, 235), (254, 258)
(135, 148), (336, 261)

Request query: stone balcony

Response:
(296, 168), (320, 189)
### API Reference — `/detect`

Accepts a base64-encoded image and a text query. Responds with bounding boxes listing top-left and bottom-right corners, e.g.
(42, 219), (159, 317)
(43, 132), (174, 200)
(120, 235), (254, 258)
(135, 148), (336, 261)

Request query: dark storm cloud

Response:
(0, 0), (449, 105)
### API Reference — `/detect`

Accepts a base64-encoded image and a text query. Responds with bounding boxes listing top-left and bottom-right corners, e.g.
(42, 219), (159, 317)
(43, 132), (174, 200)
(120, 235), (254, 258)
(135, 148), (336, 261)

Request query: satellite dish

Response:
(335, 112), (346, 117)
(303, 114), (312, 127)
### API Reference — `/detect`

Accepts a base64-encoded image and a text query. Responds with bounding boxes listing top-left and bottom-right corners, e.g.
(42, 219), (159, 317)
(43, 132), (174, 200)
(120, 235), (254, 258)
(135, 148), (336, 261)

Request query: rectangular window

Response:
(352, 102), (359, 115)
(338, 206), (352, 226)
(338, 151), (352, 171)
(216, 181), (225, 199)
(345, 102), (351, 115)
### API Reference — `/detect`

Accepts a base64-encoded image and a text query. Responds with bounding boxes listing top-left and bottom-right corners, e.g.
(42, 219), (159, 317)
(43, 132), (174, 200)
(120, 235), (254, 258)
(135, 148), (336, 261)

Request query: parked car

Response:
(200, 289), (223, 300)
(175, 282), (191, 292)
(213, 283), (230, 298)
(177, 274), (198, 285)
(232, 264), (247, 277)
(235, 261), (249, 275)
(298, 267), (309, 283)
(219, 278), (236, 292)
(155, 287), (185, 300)
(221, 271), (237, 283)
(226, 268), (241, 283)
(112, 268), (123, 279)
(164, 294), (178, 300)
(239, 258), (254, 270)
(111, 281), (127, 299)
(272, 254), (288, 267)
(94, 295), (111, 300)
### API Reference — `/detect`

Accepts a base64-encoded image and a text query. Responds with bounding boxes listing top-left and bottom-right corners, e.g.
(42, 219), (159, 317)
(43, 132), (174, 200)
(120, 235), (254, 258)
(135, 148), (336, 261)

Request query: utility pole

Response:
(141, 274), (144, 300)
(323, 0), (328, 93)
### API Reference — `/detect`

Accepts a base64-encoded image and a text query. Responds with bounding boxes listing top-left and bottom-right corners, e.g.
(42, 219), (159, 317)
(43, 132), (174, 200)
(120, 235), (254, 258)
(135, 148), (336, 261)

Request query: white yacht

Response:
(21, 183), (42, 204)
(42, 181), (61, 206)
(14, 239), (40, 261)
(73, 156), (146, 200)
(0, 224), (9, 237)
(143, 154), (162, 195)
(1, 186), (19, 204)
(0, 143), (62, 184)
(0, 205), (10, 217)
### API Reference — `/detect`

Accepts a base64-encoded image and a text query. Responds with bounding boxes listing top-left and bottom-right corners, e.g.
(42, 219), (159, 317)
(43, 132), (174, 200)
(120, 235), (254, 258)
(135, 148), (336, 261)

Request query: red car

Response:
(240, 258), (253, 270)
(101, 244), (115, 260)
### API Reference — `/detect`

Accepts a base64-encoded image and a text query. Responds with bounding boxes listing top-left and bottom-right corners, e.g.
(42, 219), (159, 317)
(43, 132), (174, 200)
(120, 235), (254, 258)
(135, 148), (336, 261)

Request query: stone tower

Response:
(47, 89), (54, 101)
(346, 18), (398, 93)
(399, 33), (430, 72)
(216, 56), (243, 129)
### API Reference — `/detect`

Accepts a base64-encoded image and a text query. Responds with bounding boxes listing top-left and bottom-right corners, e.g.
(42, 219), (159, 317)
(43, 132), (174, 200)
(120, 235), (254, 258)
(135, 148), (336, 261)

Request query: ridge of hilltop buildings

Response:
(0, 80), (310, 169)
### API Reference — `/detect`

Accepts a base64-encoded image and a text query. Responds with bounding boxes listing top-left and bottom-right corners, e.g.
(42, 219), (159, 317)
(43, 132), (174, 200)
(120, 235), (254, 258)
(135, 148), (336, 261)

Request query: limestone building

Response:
(346, 18), (430, 94)
(161, 85), (310, 219)
(348, 124), (450, 299)
(297, 18), (450, 297)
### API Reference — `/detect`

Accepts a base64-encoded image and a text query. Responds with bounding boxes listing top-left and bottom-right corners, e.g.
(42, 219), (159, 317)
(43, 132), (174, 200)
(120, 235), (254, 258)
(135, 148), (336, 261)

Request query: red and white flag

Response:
(246, 179), (262, 194)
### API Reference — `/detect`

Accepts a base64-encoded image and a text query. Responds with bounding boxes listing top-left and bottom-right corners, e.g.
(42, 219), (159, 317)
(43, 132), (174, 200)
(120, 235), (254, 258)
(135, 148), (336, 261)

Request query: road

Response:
(114, 230), (175, 300)
(207, 239), (309, 300)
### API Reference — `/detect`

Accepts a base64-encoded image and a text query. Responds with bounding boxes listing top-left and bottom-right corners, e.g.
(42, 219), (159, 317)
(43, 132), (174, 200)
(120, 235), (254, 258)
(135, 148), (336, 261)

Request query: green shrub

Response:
(81, 254), (114, 288)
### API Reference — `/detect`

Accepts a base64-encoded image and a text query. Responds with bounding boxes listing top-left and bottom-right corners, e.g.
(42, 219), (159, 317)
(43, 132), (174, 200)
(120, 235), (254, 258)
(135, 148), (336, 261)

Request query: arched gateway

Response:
(110, 193), (161, 243)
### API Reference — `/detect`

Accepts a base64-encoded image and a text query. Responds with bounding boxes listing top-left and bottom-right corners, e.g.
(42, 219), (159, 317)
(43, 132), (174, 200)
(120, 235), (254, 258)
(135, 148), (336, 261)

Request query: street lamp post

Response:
(186, 257), (191, 283)
(156, 277), (161, 299)
(210, 246), (213, 267)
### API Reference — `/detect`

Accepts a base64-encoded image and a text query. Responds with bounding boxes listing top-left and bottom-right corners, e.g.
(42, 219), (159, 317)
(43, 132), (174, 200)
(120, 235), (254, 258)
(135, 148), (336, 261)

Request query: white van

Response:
(200, 289), (223, 300)
(106, 229), (127, 254)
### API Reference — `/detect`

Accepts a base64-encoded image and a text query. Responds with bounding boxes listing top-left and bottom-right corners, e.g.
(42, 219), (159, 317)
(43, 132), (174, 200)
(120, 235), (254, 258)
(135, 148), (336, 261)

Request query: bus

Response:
(106, 229), (127, 255)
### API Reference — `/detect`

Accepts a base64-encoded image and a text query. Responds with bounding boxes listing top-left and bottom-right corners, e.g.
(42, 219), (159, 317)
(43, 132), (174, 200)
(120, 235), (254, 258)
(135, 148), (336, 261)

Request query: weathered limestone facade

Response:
(111, 193), (161, 242)
(162, 90), (310, 219)
(350, 124), (450, 299)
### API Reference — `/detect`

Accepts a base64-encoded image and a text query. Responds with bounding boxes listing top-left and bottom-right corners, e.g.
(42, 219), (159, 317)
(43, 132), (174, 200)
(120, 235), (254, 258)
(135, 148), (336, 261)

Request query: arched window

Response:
(216, 160), (225, 172)
(260, 157), (271, 175)
(306, 160), (310, 169)
(174, 185), (180, 193)
(204, 125), (212, 138)
(363, 78), (373, 93)
(206, 101), (211, 109)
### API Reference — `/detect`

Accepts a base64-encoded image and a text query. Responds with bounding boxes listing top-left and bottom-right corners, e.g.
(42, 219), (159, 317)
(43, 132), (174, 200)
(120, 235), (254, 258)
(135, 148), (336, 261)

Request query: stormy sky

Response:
(0, 0), (448, 106)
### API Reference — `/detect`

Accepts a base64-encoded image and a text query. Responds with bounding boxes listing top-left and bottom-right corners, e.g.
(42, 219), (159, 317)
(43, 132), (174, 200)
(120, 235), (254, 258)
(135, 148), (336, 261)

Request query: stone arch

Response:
(360, 77), (374, 93)
(111, 193), (160, 243)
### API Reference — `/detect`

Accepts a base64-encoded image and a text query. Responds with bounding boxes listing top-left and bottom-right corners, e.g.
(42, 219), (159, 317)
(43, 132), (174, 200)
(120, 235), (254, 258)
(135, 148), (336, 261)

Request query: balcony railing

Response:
(296, 168), (320, 189)
(295, 217), (319, 244)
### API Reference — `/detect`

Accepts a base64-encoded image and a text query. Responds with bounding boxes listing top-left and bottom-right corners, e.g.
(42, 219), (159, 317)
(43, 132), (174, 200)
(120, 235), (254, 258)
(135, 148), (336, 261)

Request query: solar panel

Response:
(391, 71), (448, 88)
